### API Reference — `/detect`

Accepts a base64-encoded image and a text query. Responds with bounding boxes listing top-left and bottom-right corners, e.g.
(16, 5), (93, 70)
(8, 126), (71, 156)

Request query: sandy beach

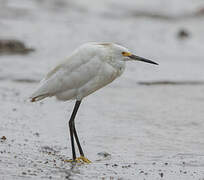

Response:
(0, 0), (204, 179)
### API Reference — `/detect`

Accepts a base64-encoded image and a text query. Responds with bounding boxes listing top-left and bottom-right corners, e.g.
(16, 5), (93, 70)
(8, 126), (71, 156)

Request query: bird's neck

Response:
(106, 56), (126, 76)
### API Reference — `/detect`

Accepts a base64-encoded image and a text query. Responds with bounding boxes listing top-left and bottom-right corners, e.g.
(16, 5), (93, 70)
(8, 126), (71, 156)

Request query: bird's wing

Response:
(30, 53), (103, 101)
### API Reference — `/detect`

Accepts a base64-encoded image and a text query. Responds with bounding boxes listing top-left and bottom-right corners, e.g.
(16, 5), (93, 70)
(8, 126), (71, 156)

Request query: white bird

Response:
(30, 42), (158, 163)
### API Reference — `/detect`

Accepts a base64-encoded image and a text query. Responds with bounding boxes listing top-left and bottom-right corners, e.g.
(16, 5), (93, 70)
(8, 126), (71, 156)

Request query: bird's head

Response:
(112, 44), (158, 65)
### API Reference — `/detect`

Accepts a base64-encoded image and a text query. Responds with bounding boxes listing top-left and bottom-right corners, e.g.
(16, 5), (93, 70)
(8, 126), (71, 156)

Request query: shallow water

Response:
(0, 0), (204, 179)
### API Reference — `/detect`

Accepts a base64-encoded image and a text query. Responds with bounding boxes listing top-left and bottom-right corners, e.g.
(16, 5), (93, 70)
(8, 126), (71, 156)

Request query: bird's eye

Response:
(121, 52), (130, 57)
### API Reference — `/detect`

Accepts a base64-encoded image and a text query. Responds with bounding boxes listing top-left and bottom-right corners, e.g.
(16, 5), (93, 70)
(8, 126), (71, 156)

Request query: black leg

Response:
(68, 100), (82, 160)
(72, 101), (84, 156)
(73, 122), (84, 156)
(69, 120), (76, 160)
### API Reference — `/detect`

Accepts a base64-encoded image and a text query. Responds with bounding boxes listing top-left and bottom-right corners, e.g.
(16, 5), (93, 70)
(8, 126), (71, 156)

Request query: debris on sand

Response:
(40, 146), (59, 155)
(12, 78), (39, 83)
(97, 152), (111, 158)
(177, 29), (190, 40)
(159, 172), (164, 178)
(1, 136), (6, 141)
(138, 81), (204, 86)
(22, 172), (27, 175)
(0, 39), (34, 55)
(112, 164), (118, 167)
(33, 132), (40, 137)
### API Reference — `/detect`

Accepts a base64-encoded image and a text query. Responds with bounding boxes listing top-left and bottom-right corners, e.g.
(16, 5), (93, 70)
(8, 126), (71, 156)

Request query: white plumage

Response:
(30, 42), (158, 163)
(30, 42), (128, 102)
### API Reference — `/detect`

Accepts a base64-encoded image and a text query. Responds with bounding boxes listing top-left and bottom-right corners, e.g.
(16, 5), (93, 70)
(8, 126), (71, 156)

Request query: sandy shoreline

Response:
(1, 0), (204, 179)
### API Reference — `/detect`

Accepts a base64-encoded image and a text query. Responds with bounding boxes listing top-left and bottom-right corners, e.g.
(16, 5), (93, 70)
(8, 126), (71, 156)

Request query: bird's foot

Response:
(76, 156), (91, 163)
(64, 156), (91, 163)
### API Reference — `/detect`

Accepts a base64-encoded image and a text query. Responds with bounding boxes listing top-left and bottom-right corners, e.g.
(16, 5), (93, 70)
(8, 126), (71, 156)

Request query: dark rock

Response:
(97, 151), (111, 158)
(0, 39), (34, 55)
(177, 29), (190, 39)
(112, 164), (118, 167)
(33, 132), (40, 137)
(1, 136), (6, 141)
(159, 172), (164, 178)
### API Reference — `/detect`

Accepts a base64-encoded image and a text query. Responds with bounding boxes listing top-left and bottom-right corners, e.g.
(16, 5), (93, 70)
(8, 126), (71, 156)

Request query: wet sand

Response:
(0, 0), (204, 179)
(1, 82), (204, 179)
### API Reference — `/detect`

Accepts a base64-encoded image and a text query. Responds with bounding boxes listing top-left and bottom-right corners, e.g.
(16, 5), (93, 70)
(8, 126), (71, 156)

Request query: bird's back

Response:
(30, 43), (125, 102)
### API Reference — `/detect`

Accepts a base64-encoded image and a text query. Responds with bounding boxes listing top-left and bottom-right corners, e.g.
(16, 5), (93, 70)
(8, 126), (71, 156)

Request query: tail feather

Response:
(30, 94), (49, 102)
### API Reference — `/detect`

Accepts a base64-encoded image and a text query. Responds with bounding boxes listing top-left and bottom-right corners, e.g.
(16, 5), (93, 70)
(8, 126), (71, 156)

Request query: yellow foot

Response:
(75, 156), (92, 163)
(64, 156), (91, 163)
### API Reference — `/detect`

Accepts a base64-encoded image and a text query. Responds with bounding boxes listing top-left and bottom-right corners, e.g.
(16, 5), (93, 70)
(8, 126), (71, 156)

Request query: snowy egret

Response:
(30, 42), (158, 163)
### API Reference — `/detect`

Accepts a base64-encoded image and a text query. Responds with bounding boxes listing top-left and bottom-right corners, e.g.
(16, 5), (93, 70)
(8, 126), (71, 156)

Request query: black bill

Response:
(129, 54), (158, 65)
